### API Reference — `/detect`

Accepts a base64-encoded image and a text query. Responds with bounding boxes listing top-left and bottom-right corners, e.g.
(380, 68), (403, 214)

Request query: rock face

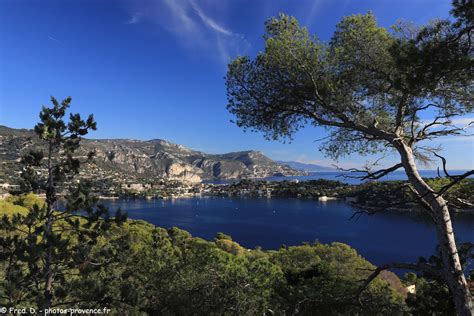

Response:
(0, 125), (304, 184)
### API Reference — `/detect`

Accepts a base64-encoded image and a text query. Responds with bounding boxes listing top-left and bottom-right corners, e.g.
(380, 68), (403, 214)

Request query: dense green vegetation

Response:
(222, 179), (352, 199)
(349, 179), (474, 211)
(2, 193), (469, 315)
(0, 194), (408, 314)
(0, 193), (44, 216)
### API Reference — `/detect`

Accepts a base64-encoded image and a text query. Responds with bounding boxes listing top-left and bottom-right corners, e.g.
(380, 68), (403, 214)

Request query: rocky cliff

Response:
(0, 126), (304, 184)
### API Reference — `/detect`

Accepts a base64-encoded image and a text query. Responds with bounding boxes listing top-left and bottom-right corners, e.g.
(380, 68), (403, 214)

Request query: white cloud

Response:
(190, 0), (233, 36)
(123, 0), (249, 64)
(162, 0), (197, 32)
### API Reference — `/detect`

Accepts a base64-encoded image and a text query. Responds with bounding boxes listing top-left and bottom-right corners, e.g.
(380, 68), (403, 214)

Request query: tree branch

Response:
(434, 152), (474, 197)
(335, 162), (403, 181)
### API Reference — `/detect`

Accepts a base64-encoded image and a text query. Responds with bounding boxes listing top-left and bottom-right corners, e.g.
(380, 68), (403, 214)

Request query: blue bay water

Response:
(101, 197), (474, 268)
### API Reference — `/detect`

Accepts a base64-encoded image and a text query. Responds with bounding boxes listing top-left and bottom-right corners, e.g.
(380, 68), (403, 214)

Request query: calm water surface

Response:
(102, 197), (474, 266)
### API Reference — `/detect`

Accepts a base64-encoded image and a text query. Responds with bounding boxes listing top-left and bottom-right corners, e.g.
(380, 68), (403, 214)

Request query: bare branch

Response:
(414, 116), (473, 143)
(454, 197), (474, 208)
(335, 162), (403, 181)
(433, 152), (474, 197)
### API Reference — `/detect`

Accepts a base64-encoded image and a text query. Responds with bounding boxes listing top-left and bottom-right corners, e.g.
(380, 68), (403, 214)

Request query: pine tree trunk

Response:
(43, 141), (54, 314)
(42, 213), (53, 314)
(396, 142), (473, 315)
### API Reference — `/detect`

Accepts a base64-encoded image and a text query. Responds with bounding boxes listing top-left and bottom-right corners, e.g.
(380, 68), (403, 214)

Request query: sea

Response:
(101, 192), (474, 269)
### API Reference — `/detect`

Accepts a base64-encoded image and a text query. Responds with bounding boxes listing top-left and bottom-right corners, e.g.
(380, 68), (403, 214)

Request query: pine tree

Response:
(225, 1), (473, 313)
(0, 96), (125, 312)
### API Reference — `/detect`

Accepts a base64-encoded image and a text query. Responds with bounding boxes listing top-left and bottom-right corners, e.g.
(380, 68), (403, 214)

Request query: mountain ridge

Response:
(0, 125), (304, 184)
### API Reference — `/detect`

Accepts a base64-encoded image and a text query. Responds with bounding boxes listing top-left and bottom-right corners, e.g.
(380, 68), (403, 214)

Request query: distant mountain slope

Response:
(277, 160), (335, 172)
(0, 125), (304, 184)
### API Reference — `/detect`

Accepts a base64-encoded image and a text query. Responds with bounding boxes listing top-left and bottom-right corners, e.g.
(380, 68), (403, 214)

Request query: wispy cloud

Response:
(123, 0), (249, 64)
(162, 0), (197, 32)
(296, 0), (352, 28)
(125, 12), (141, 24)
(48, 35), (63, 45)
(190, 0), (233, 36)
(304, 0), (323, 27)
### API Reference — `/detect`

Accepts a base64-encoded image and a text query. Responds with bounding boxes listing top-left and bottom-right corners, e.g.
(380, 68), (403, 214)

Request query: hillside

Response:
(0, 125), (304, 184)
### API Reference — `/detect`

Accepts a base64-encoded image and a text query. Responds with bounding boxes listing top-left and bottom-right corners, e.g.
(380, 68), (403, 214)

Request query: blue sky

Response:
(0, 0), (472, 169)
